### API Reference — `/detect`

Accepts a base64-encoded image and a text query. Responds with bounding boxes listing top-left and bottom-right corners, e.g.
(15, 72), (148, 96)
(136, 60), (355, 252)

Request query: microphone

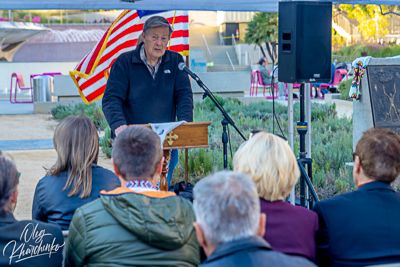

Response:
(178, 62), (203, 86)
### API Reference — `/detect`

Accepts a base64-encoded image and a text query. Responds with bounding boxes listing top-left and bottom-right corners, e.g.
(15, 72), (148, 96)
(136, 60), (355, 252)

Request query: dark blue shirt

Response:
(32, 164), (120, 230)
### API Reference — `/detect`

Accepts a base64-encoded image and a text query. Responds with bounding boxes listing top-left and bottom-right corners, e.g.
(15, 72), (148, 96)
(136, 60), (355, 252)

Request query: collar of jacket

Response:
(101, 186), (176, 198)
(132, 42), (171, 65)
(0, 211), (17, 224)
(357, 180), (394, 192)
(204, 236), (272, 264)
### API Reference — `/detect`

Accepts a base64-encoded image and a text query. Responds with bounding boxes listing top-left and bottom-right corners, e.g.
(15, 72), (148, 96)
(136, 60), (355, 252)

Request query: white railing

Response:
(232, 33), (237, 46)
(202, 34), (212, 56)
(226, 51), (235, 71)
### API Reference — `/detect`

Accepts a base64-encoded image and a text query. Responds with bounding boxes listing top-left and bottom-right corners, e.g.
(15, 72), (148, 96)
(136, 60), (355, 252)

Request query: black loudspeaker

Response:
(278, 1), (332, 83)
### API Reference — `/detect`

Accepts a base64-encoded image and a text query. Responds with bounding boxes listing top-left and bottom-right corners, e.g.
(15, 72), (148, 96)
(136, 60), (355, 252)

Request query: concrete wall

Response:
(0, 62), (78, 94)
(191, 71), (251, 97)
(234, 43), (274, 67)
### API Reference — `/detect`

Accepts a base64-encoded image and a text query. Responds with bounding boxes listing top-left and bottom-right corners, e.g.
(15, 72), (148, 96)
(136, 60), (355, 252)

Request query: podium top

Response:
(129, 122), (211, 150)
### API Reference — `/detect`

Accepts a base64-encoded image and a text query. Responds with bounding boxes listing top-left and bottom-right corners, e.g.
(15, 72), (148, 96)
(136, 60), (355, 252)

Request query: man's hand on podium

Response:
(115, 125), (128, 136)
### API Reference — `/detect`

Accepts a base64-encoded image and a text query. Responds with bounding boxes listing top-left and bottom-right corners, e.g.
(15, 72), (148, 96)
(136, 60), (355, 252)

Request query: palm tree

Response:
(245, 12), (278, 63)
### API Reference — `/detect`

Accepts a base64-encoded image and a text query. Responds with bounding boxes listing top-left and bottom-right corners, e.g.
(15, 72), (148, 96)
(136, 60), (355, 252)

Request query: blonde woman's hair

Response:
(46, 116), (99, 198)
(233, 132), (300, 201)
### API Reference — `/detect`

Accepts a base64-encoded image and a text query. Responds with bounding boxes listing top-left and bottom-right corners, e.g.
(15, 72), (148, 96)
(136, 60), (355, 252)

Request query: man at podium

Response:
(102, 16), (194, 186)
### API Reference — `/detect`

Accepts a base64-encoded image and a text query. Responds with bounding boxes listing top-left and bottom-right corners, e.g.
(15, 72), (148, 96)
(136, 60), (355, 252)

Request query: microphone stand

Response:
(193, 74), (247, 169)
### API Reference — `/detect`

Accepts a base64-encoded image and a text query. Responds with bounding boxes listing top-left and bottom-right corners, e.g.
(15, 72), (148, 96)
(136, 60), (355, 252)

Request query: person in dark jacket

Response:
(32, 116), (120, 230)
(65, 126), (199, 267)
(193, 171), (316, 267)
(102, 16), (193, 187)
(0, 151), (64, 266)
(313, 127), (400, 267)
(259, 57), (273, 85)
(233, 132), (318, 261)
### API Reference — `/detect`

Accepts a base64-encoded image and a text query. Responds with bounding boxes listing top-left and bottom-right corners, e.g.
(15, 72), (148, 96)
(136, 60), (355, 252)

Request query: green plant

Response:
(62, 97), (354, 200)
(245, 12), (278, 60)
(51, 102), (108, 130)
(99, 126), (113, 158)
(338, 79), (353, 100)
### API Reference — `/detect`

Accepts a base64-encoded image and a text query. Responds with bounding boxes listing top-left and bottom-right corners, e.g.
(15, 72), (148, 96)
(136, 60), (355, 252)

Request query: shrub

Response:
(338, 79), (353, 100)
(99, 126), (113, 158)
(334, 43), (400, 61)
(52, 97), (355, 199)
(51, 102), (108, 130)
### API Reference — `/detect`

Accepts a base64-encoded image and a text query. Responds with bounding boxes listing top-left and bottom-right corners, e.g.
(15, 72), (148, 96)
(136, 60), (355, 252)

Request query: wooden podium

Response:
(130, 122), (211, 191)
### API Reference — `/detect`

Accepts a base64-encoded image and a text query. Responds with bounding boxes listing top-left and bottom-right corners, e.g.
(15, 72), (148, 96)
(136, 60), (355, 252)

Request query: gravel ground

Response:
(0, 114), (113, 221)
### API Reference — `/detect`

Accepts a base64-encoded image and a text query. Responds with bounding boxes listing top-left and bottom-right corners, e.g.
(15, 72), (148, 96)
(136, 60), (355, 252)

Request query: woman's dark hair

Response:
(0, 151), (19, 214)
(258, 57), (267, 65)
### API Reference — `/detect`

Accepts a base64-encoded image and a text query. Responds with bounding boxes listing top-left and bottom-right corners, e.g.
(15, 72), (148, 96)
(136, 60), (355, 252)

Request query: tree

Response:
(340, 4), (390, 40)
(245, 12), (278, 63)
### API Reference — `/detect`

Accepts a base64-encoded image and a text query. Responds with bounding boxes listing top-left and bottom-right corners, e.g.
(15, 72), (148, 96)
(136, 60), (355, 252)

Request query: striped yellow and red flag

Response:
(70, 10), (189, 104)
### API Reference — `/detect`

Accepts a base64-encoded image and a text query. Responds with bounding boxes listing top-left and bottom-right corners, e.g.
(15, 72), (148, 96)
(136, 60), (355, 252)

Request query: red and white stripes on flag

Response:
(69, 10), (189, 104)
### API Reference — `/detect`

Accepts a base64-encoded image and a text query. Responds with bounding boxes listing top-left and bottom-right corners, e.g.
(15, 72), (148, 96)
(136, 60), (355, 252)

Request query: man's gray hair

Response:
(143, 16), (173, 37)
(193, 171), (260, 246)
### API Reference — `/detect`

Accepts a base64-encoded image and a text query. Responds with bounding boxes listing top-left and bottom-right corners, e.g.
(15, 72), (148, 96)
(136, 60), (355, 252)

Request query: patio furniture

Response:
(317, 69), (348, 99)
(250, 70), (278, 99)
(285, 83), (314, 100)
(10, 73), (34, 104)
(10, 72), (62, 104)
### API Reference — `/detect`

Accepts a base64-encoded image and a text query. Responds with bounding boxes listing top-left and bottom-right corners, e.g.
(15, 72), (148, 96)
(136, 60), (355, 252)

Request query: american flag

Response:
(69, 10), (189, 104)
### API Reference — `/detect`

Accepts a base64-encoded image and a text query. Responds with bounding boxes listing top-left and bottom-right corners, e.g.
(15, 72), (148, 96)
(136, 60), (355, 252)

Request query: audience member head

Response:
(258, 57), (267, 66)
(233, 132), (300, 201)
(193, 171), (266, 257)
(47, 116), (99, 198)
(353, 127), (400, 186)
(0, 151), (19, 214)
(112, 126), (163, 186)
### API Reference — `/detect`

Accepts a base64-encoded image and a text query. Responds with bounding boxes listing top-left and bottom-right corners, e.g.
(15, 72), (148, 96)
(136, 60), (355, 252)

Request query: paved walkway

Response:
(0, 100), (34, 115)
(0, 139), (54, 150)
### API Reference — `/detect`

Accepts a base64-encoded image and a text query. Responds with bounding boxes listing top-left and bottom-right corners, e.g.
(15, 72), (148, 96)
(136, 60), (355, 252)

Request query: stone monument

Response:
(353, 57), (400, 150)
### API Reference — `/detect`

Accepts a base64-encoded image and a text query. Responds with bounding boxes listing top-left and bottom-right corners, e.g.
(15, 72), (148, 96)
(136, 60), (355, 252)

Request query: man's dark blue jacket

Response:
(102, 43), (193, 137)
(313, 181), (400, 266)
(199, 236), (316, 267)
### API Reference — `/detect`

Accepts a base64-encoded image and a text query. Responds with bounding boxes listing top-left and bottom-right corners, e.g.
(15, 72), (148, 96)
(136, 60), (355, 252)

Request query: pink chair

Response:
(284, 83), (313, 100)
(317, 69), (348, 99)
(10, 73), (62, 104)
(42, 72), (62, 77)
(10, 73), (34, 104)
(250, 70), (278, 99)
(33, 16), (41, 23)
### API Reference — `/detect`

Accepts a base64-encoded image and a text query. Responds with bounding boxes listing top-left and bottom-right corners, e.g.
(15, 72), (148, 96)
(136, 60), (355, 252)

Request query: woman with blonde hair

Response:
(32, 116), (120, 230)
(233, 132), (318, 261)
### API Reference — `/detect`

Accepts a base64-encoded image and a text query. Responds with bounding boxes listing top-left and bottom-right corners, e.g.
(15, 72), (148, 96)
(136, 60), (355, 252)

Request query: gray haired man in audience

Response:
(193, 171), (317, 267)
